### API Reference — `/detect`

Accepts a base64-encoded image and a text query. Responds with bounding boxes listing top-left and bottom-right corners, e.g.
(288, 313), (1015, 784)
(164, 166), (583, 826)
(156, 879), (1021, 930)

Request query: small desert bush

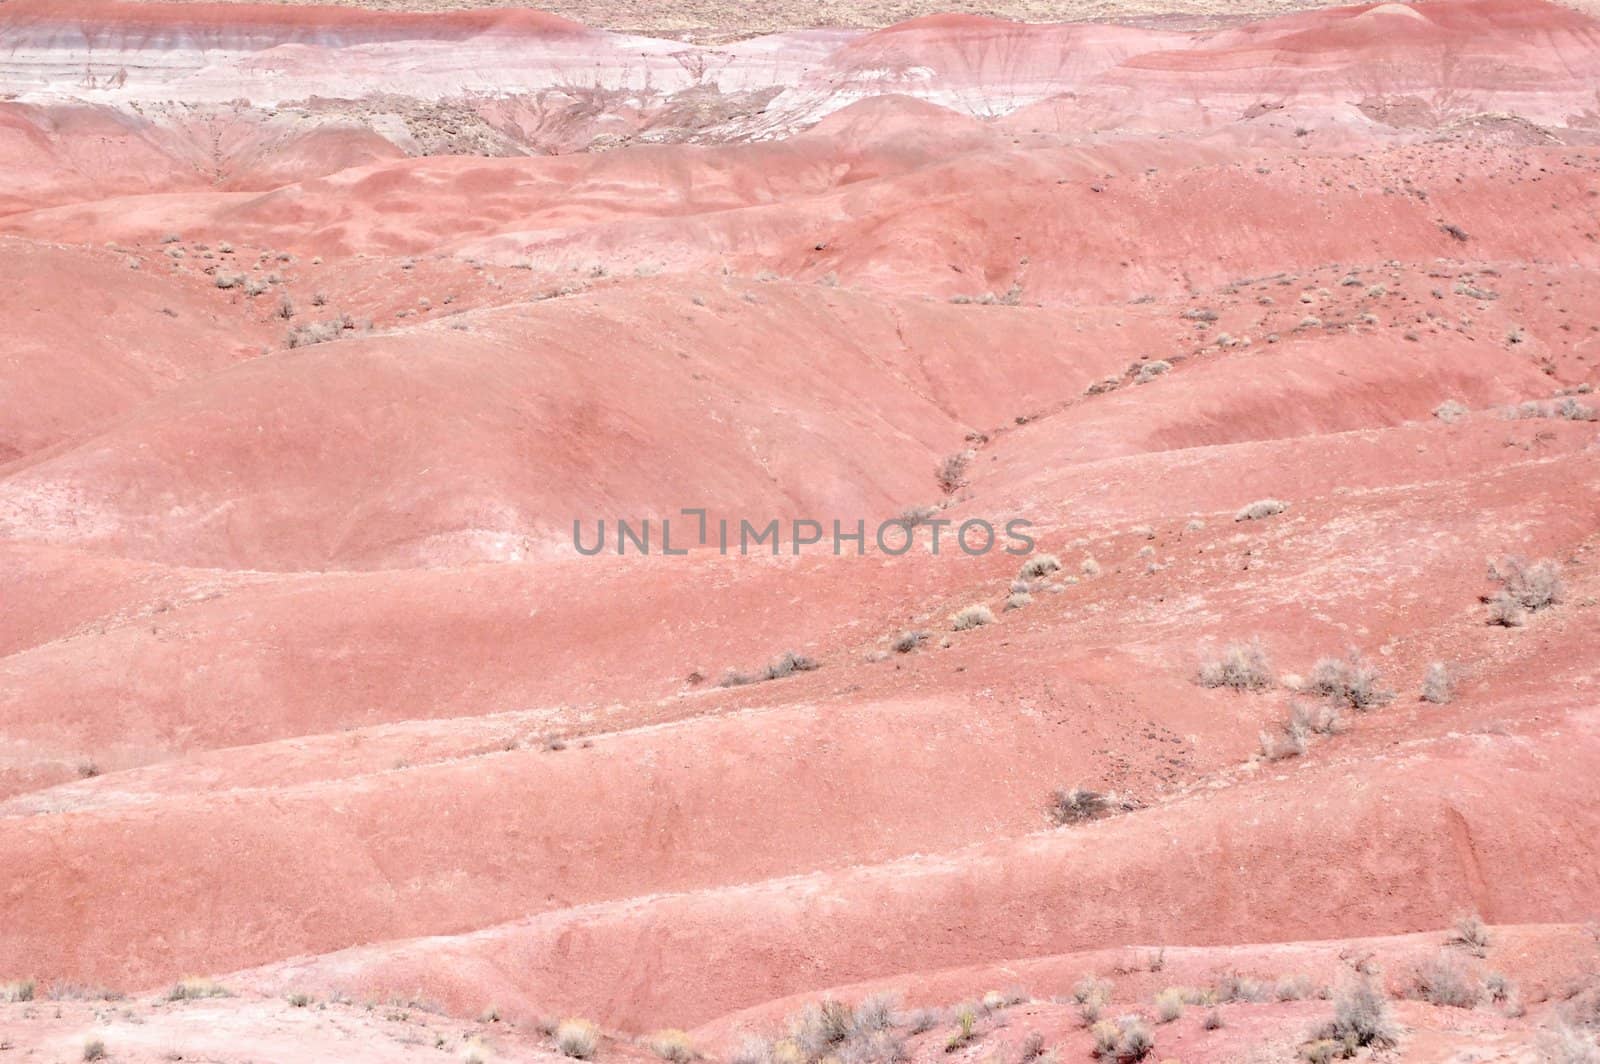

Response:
(1314, 979), (1395, 1049)
(1263, 701), (1342, 758)
(1259, 717), (1308, 762)
(167, 977), (230, 1001)
(1214, 974), (1266, 1004)
(1307, 651), (1388, 710)
(952, 604), (995, 631)
(1292, 700), (1344, 736)
(1421, 662), (1455, 704)
(1090, 1015), (1152, 1062)
(937, 452), (971, 494)
(646, 1029), (696, 1063)
(1048, 787), (1112, 825)
(1410, 951), (1481, 1008)
(287, 990), (313, 1008)
(1202, 1008), (1223, 1030)
(840, 1030), (906, 1064)
(1197, 638), (1273, 691)
(1154, 989), (1184, 1023)
(1234, 499), (1288, 522)
(1274, 976), (1314, 1002)
(557, 1018), (601, 1059)
(1450, 913), (1490, 956)
(1559, 397), (1599, 421)
(892, 631), (930, 654)
(1005, 591), (1032, 611)
(83, 1039), (107, 1062)
(1433, 399), (1469, 423)
(1485, 556), (1563, 626)
(1135, 360), (1171, 384)
(721, 652), (819, 686)
(765, 652), (818, 680)
(1019, 555), (1061, 580)
(1072, 976), (1114, 1026)
(944, 1003), (978, 1051)
(1, 978), (35, 1003)
(792, 1000), (853, 1059)
(852, 994), (898, 1036)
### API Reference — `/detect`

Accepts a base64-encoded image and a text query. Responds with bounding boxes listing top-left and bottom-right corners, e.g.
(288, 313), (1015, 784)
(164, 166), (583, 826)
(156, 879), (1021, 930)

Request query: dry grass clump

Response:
(785, 996), (901, 1064)
(1089, 1015), (1152, 1061)
(937, 452), (971, 494)
(1449, 913), (1491, 956)
(1410, 951), (1481, 1008)
(1197, 638), (1273, 691)
(285, 318), (350, 348)
(1234, 499), (1288, 522)
(1214, 974), (1267, 1004)
(1274, 976), (1315, 1002)
(1485, 556), (1564, 626)
(1047, 787), (1117, 826)
(1421, 662), (1455, 704)
(1309, 979), (1395, 1053)
(952, 604), (995, 631)
(167, 977), (231, 1001)
(892, 630), (930, 654)
(944, 1003), (978, 1052)
(1261, 701), (1343, 761)
(646, 1030), (696, 1063)
(557, 1019), (601, 1059)
(1433, 399), (1469, 423)
(1134, 360), (1171, 384)
(82, 1039), (107, 1062)
(1, 978), (35, 1003)
(1005, 591), (1032, 612)
(1508, 398), (1597, 421)
(720, 651), (819, 687)
(1019, 554), (1061, 580)
(1073, 977), (1115, 1026)
(1153, 989), (1185, 1023)
(1306, 650), (1389, 710)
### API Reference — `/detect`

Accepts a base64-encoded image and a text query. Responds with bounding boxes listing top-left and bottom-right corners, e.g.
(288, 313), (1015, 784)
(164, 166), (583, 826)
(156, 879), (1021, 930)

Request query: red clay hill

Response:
(1, 0), (1598, 1061)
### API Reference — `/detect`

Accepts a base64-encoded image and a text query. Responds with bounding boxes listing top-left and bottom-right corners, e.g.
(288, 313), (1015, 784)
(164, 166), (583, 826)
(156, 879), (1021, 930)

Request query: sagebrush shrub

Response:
(1197, 638), (1273, 691)
(167, 977), (230, 1001)
(1486, 557), (1563, 626)
(1411, 951), (1481, 1008)
(1421, 662), (1455, 704)
(647, 1030), (695, 1063)
(557, 1019), (601, 1059)
(892, 631), (929, 654)
(952, 605), (995, 631)
(1315, 980), (1395, 1049)
(1307, 651), (1388, 709)
(1019, 555), (1061, 580)
(1090, 1016), (1152, 1061)
(1449, 913), (1490, 956)
(1049, 787), (1115, 825)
